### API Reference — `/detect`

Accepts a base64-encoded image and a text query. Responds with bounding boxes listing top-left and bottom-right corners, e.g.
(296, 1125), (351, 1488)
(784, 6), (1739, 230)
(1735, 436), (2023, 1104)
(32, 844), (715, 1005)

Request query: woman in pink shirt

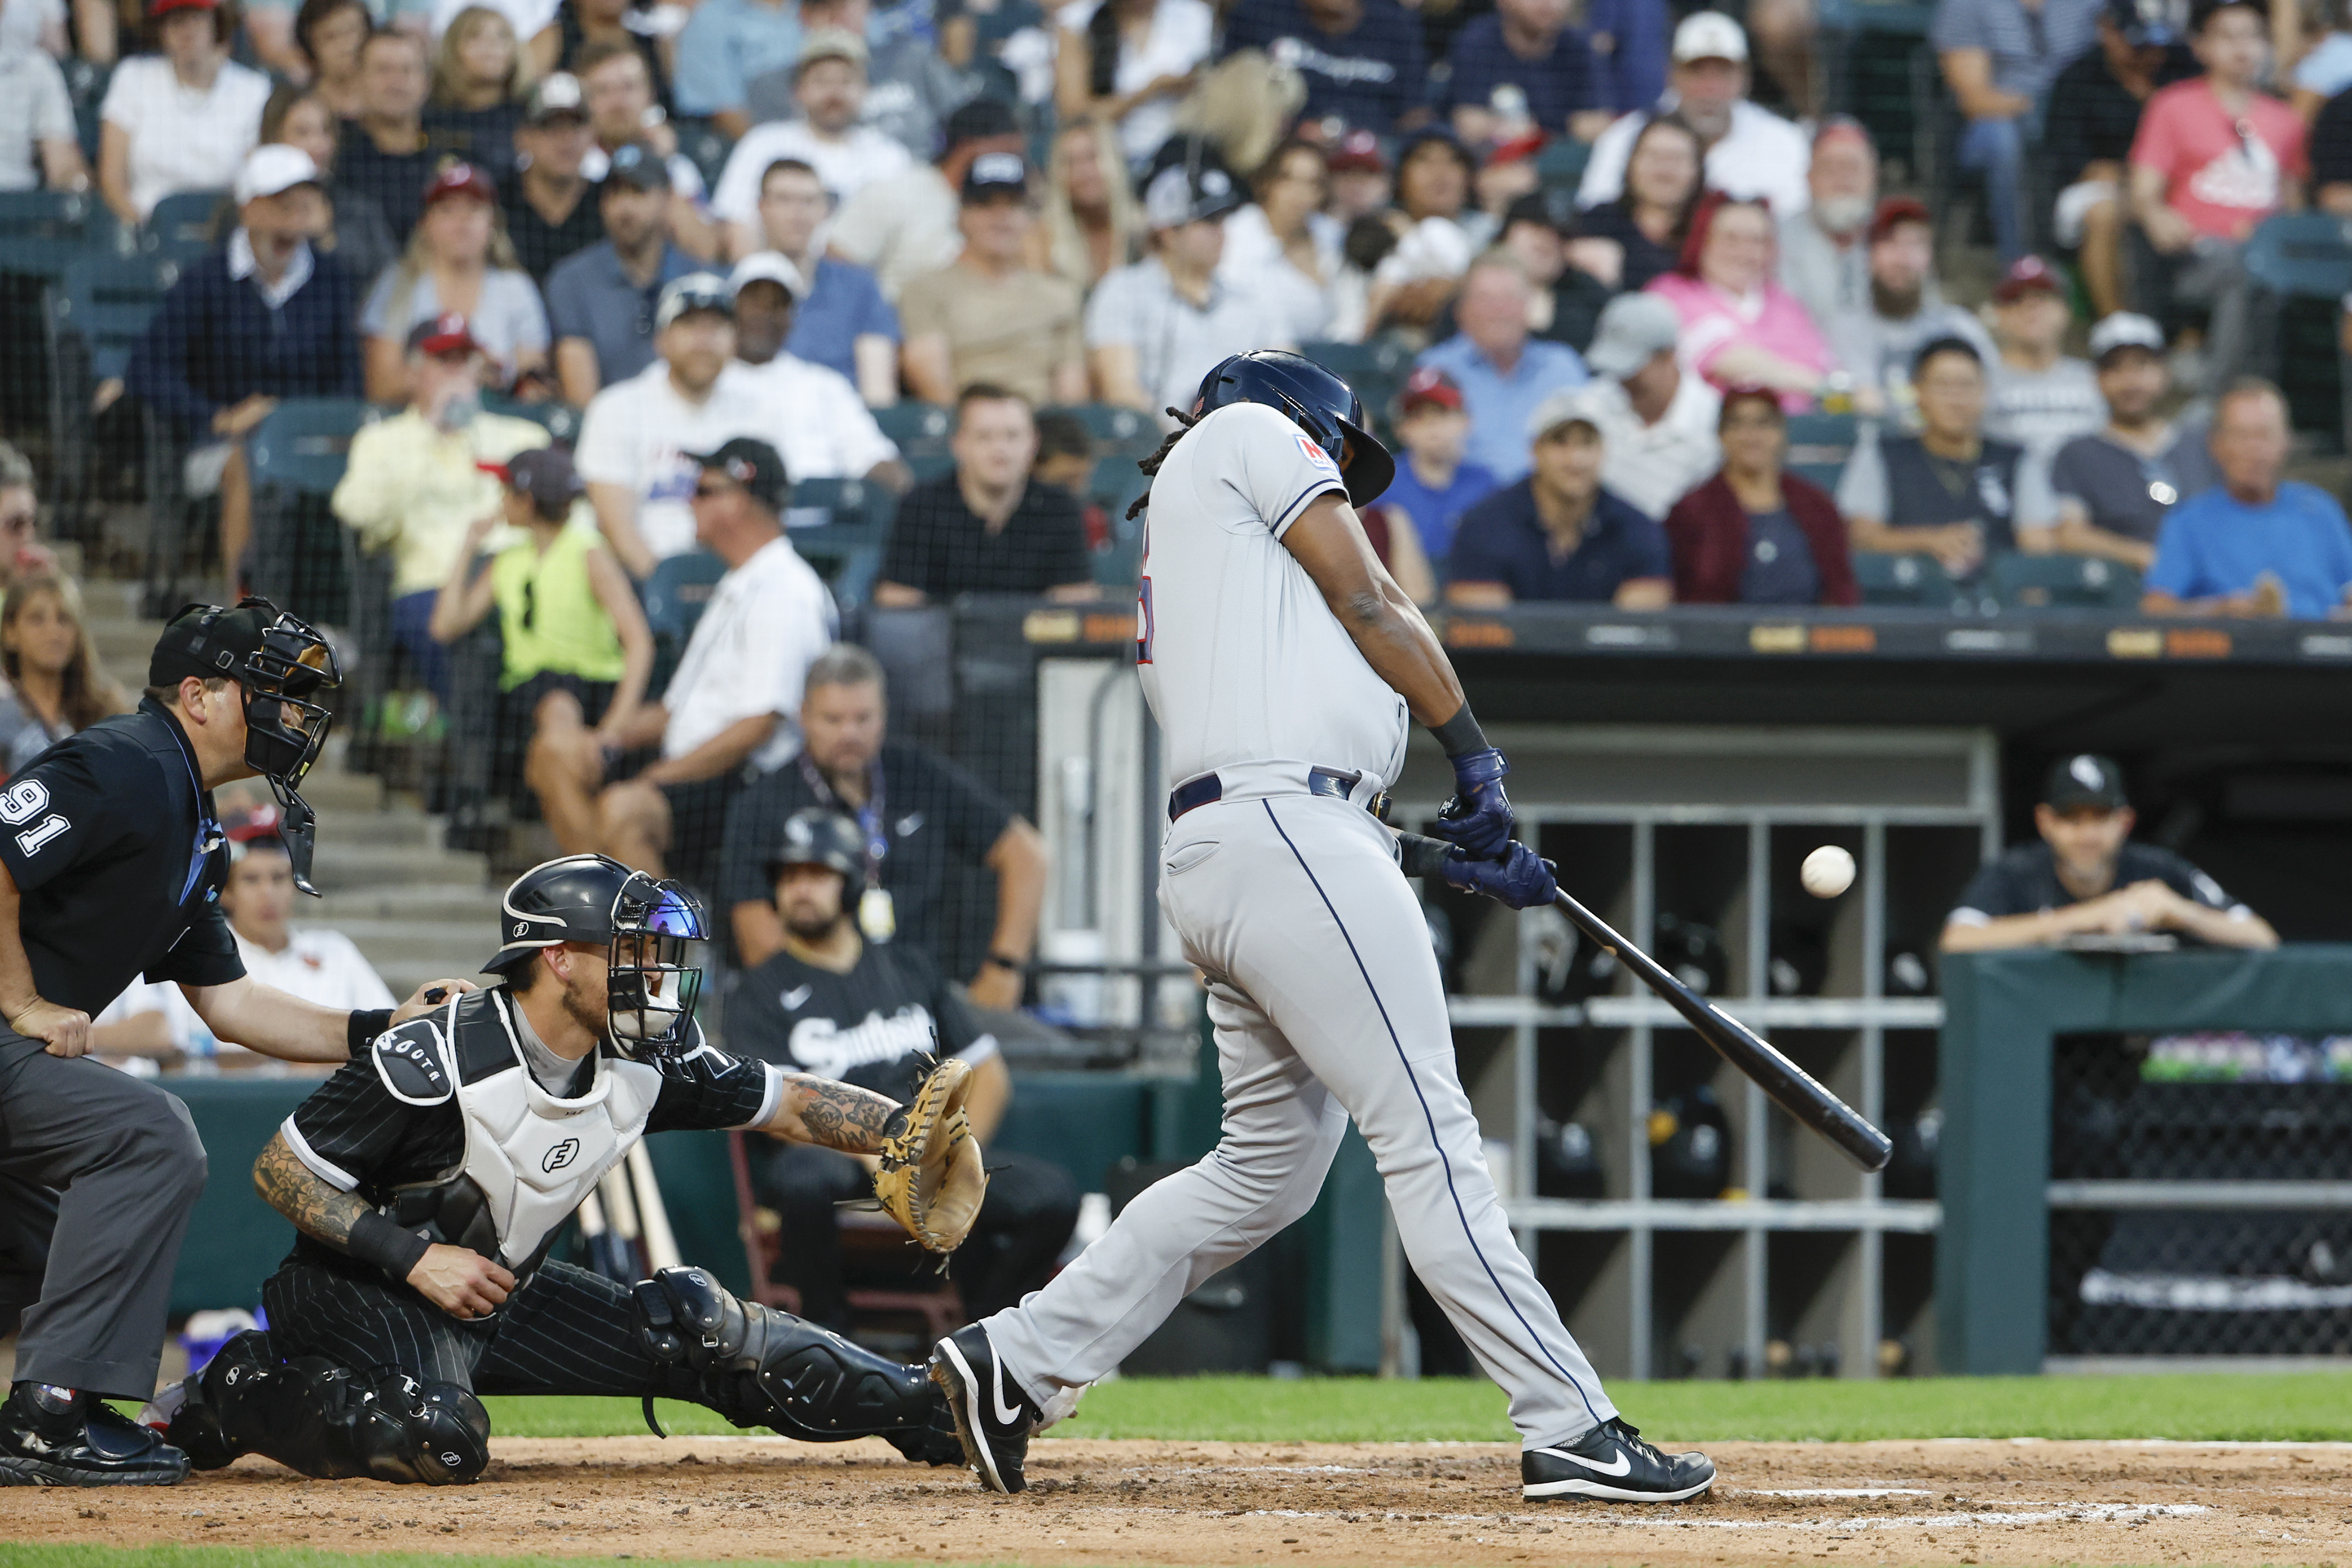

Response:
(1645, 192), (1836, 409)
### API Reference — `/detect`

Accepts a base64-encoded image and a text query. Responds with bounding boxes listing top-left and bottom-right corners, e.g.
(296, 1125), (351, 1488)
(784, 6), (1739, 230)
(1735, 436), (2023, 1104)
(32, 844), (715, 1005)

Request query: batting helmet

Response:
(765, 808), (865, 884)
(485, 854), (707, 1055)
(1193, 349), (1397, 507)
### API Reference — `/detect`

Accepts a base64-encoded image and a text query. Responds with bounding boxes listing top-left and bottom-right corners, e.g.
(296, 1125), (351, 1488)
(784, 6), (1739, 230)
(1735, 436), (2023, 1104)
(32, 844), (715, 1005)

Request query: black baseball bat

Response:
(1398, 833), (1893, 1174)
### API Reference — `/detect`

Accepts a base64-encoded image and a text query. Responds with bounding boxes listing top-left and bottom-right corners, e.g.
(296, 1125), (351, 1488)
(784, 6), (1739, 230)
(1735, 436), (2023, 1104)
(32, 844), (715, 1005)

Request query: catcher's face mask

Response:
(604, 874), (705, 1056)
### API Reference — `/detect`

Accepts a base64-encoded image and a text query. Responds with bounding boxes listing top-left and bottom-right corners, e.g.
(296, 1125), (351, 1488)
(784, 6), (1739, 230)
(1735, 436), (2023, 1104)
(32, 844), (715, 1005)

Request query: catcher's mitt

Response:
(872, 1056), (988, 1252)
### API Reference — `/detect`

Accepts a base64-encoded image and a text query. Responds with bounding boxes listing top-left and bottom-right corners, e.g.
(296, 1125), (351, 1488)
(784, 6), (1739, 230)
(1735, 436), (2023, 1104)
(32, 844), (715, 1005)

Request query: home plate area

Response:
(10, 1436), (2351, 1564)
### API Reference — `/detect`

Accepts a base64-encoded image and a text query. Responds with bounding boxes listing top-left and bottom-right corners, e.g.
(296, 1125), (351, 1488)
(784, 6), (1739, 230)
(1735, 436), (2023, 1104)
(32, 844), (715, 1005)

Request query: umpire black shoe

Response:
(1523, 1418), (1714, 1503)
(0, 1382), (190, 1486)
(928, 1323), (1037, 1494)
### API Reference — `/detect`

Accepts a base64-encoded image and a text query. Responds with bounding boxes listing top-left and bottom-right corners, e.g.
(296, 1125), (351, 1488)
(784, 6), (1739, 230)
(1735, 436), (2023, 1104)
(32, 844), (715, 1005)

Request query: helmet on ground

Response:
(485, 854), (707, 1055)
(763, 808), (864, 884)
(1193, 349), (1397, 507)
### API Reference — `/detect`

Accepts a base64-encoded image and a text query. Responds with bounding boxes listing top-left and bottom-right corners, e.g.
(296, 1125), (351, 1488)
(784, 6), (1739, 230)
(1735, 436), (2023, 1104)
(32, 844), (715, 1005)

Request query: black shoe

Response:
(1523, 1417), (1714, 1503)
(928, 1323), (1037, 1494)
(0, 1382), (190, 1486)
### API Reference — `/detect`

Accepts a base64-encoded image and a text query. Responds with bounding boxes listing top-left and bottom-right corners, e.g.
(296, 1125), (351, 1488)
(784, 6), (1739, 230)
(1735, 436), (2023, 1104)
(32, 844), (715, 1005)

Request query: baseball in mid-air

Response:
(1801, 846), (1856, 899)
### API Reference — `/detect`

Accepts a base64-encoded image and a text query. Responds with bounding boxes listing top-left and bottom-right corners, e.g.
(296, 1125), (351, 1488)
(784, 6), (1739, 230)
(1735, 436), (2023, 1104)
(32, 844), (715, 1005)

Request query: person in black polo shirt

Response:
(717, 643), (1048, 1008)
(339, 31), (450, 249)
(0, 599), (468, 1485)
(1941, 753), (2279, 952)
(724, 810), (1077, 1334)
(872, 384), (1097, 606)
(502, 73), (605, 285)
(1444, 386), (1673, 606)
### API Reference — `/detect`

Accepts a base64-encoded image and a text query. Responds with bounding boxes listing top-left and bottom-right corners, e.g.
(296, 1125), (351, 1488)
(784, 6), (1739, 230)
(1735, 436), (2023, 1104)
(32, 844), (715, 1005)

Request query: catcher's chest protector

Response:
(411, 991), (665, 1269)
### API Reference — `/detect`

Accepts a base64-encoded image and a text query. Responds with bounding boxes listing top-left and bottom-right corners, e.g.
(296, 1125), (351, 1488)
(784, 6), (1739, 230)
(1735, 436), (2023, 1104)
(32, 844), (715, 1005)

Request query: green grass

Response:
(479, 1370), (2352, 1445)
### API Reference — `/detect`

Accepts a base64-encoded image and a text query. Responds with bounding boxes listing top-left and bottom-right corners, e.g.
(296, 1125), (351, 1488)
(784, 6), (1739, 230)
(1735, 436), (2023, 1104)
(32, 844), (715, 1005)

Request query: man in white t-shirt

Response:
(529, 437), (837, 882)
(1576, 12), (1810, 217)
(708, 28), (911, 224)
(97, 0), (273, 224)
(727, 251), (909, 498)
(575, 273), (783, 577)
(1578, 292), (1721, 520)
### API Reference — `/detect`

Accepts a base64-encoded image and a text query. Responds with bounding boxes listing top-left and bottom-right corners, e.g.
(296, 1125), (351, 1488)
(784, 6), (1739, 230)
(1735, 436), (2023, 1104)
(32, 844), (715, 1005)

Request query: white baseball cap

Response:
(728, 250), (806, 302)
(1527, 385), (1611, 442)
(234, 144), (321, 206)
(1584, 292), (1684, 380)
(2088, 312), (2166, 361)
(1673, 10), (1749, 63)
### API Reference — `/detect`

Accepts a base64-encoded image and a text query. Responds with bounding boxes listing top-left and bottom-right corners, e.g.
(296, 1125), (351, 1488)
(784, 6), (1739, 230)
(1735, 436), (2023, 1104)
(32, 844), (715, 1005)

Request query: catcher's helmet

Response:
(764, 808), (864, 883)
(485, 854), (707, 1055)
(1193, 349), (1396, 507)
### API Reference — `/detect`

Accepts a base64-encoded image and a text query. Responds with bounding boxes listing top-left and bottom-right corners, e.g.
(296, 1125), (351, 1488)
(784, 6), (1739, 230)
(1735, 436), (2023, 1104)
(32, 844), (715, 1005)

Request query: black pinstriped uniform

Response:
(263, 1000), (770, 1391)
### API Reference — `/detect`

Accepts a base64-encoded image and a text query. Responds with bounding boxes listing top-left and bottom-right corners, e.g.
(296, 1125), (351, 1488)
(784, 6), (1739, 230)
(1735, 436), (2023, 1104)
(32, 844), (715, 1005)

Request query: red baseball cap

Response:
(1396, 365), (1465, 413)
(1484, 128), (1549, 169)
(422, 162), (498, 209)
(1994, 253), (2065, 303)
(148, 0), (219, 16)
(406, 311), (479, 357)
(1867, 195), (1931, 246)
(1327, 128), (1387, 174)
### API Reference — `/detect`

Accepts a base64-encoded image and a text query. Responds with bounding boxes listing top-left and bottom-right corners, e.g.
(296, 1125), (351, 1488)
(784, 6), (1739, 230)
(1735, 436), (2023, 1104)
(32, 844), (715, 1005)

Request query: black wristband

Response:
(1429, 703), (1489, 759)
(348, 1210), (432, 1282)
(347, 1008), (395, 1056)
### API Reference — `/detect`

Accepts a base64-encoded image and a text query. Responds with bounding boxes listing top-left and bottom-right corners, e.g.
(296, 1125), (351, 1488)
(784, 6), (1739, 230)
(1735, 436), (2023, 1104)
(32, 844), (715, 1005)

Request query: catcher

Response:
(141, 854), (986, 1485)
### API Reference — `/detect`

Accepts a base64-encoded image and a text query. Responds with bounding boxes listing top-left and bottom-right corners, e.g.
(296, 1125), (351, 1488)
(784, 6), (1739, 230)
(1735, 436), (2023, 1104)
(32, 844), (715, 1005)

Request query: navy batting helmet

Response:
(1193, 350), (1397, 507)
(765, 808), (865, 883)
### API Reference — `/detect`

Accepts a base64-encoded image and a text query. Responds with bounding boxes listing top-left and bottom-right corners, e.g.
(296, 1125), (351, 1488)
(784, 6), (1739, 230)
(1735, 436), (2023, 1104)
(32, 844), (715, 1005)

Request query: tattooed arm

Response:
(253, 1128), (373, 1246)
(764, 1073), (904, 1154)
(252, 1129), (517, 1318)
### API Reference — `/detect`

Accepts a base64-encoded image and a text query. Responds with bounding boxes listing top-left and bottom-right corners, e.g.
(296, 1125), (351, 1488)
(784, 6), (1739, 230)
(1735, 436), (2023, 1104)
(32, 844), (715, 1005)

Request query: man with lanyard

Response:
(723, 810), (1077, 1335)
(0, 598), (470, 1485)
(716, 643), (1047, 1010)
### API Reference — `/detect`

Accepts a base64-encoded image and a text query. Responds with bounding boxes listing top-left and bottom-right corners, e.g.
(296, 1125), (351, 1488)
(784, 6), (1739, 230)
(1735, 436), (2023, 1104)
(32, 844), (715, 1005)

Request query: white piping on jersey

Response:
(279, 1113), (361, 1193)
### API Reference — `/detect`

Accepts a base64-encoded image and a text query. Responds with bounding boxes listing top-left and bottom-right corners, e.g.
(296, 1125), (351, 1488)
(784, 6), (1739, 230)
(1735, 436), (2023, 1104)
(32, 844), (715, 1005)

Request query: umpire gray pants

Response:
(0, 1035), (208, 1399)
(983, 796), (1618, 1450)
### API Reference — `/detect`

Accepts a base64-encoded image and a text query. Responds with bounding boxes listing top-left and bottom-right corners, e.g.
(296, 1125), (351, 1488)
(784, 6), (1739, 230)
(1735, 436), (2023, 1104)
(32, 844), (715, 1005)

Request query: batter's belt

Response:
(1168, 764), (1391, 824)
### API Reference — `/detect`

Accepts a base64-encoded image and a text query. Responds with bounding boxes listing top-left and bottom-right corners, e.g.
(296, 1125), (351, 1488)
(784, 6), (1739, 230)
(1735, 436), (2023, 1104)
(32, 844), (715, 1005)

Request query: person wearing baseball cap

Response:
(1942, 753), (2276, 952)
(724, 251), (910, 495)
(1827, 195), (1993, 416)
(358, 162), (550, 402)
(898, 151), (1087, 407)
(1445, 385), (1673, 608)
(505, 72), (602, 285)
(331, 306), (552, 697)
(1324, 127), (1394, 221)
(527, 431), (837, 889)
(1089, 149), (1271, 421)
(705, 22), (912, 233)
(2044, 314), (2218, 564)
(429, 440), (654, 816)
(546, 140), (699, 406)
(827, 95), (1025, 304)
(121, 139), (356, 585)
(96, 0), (269, 226)
(1574, 10), (1810, 222)
(1777, 118), (1880, 335)
(1381, 367), (1500, 564)
(2043, 0), (2197, 319)
(1577, 291), (1723, 521)
(1984, 256), (2104, 462)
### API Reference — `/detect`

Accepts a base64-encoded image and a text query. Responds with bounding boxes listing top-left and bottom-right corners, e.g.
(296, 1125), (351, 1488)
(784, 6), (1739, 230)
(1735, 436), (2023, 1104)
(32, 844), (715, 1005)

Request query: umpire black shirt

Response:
(877, 472), (1092, 599)
(716, 741), (1015, 965)
(722, 937), (996, 1104)
(1947, 841), (2250, 933)
(0, 695), (243, 1017)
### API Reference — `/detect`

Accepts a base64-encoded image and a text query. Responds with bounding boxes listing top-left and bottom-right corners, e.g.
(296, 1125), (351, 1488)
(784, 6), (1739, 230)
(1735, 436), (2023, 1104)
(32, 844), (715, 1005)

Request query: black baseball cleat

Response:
(1523, 1417), (1714, 1503)
(928, 1323), (1038, 1494)
(0, 1382), (190, 1486)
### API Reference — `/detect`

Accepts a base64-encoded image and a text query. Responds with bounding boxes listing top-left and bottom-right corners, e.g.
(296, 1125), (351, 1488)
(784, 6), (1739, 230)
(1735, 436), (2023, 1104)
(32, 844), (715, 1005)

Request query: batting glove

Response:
(1442, 840), (1558, 910)
(1435, 747), (1514, 860)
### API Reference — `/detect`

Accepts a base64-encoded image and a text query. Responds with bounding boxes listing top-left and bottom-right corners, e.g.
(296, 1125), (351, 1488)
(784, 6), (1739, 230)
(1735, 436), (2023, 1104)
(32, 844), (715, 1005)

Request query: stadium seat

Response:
(1298, 338), (1413, 416)
(1989, 551), (2142, 610)
(877, 401), (954, 481)
(2244, 213), (2352, 302)
(667, 117), (736, 192)
(45, 253), (181, 531)
(642, 548), (728, 696)
(788, 475), (894, 606)
(142, 190), (229, 264)
(482, 394), (582, 444)
(1783, 411), (1860, 493)
(1851, 550), (1962, 608)
(247, 397), (374, 625)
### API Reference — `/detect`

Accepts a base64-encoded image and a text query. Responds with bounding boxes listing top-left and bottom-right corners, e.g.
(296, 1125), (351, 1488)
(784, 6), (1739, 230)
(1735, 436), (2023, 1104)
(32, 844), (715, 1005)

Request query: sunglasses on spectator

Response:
(691, 479), (740, 500)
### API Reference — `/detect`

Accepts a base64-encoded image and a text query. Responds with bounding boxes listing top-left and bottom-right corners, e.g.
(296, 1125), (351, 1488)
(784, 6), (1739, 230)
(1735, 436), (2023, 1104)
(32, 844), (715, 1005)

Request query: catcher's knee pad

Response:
(179, 1348), (489, 1485)
(632, 1264), (947, 1444)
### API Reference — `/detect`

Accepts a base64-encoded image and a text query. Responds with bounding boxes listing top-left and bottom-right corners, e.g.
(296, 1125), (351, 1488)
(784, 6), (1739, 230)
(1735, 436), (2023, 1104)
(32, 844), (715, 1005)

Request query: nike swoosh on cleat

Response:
(1534, 1445), (1632, 1477)
(990, 1354), (1023, 1428)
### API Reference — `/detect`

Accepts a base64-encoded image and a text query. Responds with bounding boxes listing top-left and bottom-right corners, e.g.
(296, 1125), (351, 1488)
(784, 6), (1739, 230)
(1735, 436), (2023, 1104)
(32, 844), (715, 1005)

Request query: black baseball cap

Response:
(603, 141), (671, 192)
(505, 445), (583, 516)
(942, 95), (1019, 151)
(2108, 0), (2184, 42)
(687, 436), (790, 511)
(961, 150), (1030, 203)
(149, 597), (328, 693)
(2044, 753), (2130, 812)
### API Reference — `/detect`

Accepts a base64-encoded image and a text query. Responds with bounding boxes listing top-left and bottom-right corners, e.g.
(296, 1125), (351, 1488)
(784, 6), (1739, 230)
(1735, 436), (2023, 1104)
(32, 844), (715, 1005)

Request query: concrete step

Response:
(307, 809), (436, 850)
(312, 883), (506, 924)
(309, 843), (491, 892)
(323, 919), (505, 963)
(378, 959), (499, 995)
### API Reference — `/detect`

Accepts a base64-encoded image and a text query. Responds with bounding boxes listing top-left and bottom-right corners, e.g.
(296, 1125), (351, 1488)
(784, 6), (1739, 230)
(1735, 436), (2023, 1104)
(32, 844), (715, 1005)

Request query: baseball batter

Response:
(930, 351), (1715, 1505)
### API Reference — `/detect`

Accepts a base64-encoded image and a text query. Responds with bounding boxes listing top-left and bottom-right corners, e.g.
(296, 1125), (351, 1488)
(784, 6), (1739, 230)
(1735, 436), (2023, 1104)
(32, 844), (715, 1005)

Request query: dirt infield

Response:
(6, 1435), (2348, 1564)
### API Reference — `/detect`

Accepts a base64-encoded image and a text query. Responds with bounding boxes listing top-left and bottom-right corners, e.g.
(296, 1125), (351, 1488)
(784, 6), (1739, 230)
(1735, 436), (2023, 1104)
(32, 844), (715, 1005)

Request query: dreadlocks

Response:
(1126, 407), (1202, 521)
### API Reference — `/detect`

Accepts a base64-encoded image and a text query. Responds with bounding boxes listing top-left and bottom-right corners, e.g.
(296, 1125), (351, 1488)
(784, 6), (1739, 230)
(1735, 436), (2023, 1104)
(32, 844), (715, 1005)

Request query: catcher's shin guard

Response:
(631, 1265), (959, 1460)
(163, 1332), (490, 1485)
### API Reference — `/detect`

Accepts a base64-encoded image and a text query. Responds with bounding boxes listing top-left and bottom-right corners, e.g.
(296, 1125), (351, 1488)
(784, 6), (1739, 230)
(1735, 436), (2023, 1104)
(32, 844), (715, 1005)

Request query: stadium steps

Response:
(79, 581), (502, 991)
